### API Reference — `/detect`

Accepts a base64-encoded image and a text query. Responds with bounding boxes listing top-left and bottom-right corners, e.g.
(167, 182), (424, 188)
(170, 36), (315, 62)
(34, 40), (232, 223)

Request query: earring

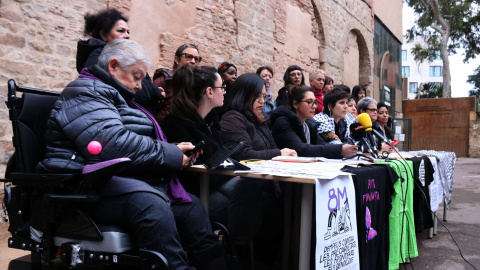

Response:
(329, 109), (332, 118)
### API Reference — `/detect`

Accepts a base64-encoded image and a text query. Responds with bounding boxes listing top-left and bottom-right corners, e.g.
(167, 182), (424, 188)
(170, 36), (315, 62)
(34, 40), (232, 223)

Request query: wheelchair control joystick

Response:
(87, 141), (102, 155)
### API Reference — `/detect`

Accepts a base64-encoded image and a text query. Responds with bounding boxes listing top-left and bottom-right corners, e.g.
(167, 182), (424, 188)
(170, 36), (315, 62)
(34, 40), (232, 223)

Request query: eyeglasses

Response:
(181, 53), (202, 63)
(365, 108), (378, 113)
(212, 84), (227, 92)
(300, 99), (319, 107)
(289, 72), (302, 77)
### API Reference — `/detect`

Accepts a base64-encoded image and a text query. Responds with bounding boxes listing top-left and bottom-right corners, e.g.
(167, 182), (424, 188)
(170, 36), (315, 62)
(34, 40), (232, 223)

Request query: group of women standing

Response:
(40, 7), (397, 270)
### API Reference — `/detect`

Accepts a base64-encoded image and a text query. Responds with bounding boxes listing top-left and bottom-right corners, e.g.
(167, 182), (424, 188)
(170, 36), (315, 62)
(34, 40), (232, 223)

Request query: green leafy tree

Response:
(405, 0), (479, 98)
(415, 82), (443, 99)
(467, 66), (480, 97)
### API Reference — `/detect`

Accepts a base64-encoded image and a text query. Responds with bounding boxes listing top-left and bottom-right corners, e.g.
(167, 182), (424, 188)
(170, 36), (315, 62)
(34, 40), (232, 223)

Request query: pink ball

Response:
(87, 141), (102, 155)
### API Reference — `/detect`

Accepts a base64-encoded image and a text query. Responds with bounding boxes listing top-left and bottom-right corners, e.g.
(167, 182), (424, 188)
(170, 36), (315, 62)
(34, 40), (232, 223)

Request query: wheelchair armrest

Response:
(44, 194), (100, 203)
(82, 158), (132, 187)
(8, 172), (81, 187)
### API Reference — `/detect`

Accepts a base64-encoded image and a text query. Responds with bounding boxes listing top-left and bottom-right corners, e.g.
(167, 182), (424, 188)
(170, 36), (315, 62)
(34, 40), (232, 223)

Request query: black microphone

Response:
(350, 123), (376, 157)
(371, 128), (395, 147)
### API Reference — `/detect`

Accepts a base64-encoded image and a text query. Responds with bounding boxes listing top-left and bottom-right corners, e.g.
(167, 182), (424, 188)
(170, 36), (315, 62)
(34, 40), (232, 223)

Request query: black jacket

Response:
(162, 111), (223, 163)
(37, 65), (183, 197)
(76, 38), (106, 73)
(220, 110), (281, 160)
(275, 86), (288, 107)
(269, 106), (343, 158)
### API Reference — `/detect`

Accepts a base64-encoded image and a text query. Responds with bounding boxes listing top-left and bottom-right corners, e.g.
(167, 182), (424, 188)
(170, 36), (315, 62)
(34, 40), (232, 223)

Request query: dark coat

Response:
(162, 111), (223, 163)
(37, 65), (183, 197)
(269, 106), (343, 159)
(275, 86), (288, 107)
(76, 38), (106, 73)
(220, 110), (281, 161)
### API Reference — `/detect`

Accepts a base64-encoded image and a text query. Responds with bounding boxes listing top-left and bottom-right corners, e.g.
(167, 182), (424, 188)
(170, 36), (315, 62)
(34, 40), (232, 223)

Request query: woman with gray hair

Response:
(357, 97), (394, 153)
(309, 70), (326, 114)
(38, 39), (227, 270)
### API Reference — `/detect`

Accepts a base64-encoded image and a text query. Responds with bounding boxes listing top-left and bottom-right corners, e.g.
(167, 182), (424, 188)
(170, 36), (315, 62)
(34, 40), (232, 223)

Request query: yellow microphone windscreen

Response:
(357, 113), (372, 131)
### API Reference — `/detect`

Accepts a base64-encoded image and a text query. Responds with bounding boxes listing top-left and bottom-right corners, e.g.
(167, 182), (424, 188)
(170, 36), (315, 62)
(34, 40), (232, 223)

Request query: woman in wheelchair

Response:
(37, 39), (227, 270)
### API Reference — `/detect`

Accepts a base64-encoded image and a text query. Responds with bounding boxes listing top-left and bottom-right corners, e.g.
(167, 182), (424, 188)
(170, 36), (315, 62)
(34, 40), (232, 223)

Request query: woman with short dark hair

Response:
(256, 66), (276, 113)
(270, 85), (356, 158)
(313, 87), (355, 144)
(172, 43), (202, 70)
(323, 76), (334, 94)
(76, 8), (129, 73)
(275, 65), (306, 107)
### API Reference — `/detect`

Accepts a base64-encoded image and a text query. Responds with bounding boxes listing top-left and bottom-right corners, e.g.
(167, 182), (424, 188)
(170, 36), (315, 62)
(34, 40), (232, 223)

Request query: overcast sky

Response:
(403, 5), (480, 97)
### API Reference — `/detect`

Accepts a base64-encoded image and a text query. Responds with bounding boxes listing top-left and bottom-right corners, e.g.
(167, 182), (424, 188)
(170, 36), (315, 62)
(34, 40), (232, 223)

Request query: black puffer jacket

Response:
(269, 106), (343, 159)
(37, 65), (183, 178)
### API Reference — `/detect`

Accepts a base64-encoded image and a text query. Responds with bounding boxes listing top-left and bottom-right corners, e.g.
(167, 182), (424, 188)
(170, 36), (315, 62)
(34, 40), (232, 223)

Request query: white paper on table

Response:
(315, 175), (360, 270)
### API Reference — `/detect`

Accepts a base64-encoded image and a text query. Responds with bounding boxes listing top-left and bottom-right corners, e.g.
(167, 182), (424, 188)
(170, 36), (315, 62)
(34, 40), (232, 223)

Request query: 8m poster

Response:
(315, 175), (360, 270)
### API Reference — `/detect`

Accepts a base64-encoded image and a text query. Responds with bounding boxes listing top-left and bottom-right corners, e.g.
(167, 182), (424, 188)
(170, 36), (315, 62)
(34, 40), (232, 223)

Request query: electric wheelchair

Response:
(1, 79), (171, 270)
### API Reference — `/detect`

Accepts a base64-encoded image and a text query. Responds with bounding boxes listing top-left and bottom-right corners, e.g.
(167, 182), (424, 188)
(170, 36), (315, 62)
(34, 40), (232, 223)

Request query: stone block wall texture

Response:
(0, 0), (377, 173)
(470, 117), (480, 158)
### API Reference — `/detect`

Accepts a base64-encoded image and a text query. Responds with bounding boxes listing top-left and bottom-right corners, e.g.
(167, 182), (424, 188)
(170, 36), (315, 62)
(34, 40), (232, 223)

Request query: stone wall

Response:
(470, 117), (480, 158)
(0, 0), (376, 174)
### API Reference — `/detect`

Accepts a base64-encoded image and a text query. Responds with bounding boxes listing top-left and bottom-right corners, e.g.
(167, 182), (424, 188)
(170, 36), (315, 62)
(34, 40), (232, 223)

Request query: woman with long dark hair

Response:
(375, 102), (395, 141)
(162, 66), (263, 266)
(220, 73), (296, 268)
(221, 73), (297, 160)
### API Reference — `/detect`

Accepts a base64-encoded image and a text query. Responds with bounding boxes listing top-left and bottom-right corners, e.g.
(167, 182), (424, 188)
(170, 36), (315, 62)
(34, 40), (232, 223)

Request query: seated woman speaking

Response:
(313, 87), (355, 144)
(37, 39), (226, 270)
(270, 85), (357, 158)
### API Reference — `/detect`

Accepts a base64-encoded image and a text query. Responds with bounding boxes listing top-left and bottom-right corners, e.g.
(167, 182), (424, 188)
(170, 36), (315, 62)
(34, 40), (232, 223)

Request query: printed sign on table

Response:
(315, 175), (360, 270)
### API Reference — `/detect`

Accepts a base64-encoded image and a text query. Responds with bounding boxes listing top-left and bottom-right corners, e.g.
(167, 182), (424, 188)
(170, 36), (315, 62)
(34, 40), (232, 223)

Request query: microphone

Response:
(371, 128), (395, 147)
(357, 113), (379, 156)
(349, 123), (376, 157)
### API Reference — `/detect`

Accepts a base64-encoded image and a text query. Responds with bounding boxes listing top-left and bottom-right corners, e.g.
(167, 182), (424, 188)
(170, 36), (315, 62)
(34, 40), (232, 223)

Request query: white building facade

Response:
(401, 37), (443, 99)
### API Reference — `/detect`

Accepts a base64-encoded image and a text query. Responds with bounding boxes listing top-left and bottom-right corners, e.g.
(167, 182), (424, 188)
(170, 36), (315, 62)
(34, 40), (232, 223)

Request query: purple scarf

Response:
(128, 100), (192, 204)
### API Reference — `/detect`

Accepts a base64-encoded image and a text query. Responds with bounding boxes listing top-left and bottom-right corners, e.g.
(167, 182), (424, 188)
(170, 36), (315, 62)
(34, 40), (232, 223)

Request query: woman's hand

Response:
(341, 144), (358, 158)
(280, 148), (298, 157)
(159, 87), (166, 98)
(381, 142), (397, 153)
(177, 142), (200, 167)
